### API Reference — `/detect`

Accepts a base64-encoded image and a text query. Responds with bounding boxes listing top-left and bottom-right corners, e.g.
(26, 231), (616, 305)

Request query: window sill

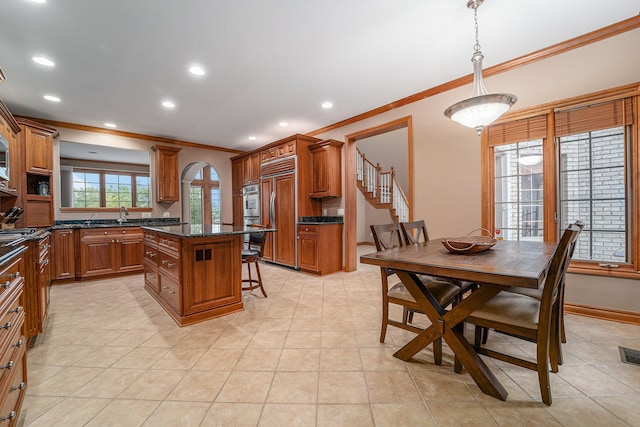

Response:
(568, 262), (640, 280)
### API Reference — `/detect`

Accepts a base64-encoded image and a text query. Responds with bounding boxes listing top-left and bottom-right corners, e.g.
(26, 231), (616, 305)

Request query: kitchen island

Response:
(142, 224), (274, 326)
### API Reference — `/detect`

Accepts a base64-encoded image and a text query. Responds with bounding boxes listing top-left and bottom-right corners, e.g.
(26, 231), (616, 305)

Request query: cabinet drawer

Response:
(0, 316), (24, 390)
(159, 252), (179, 280)
(0, 258), (22, 301)
(144, 260), (159, 292)
(81, 227), (141, 239)
(144, 231), (158, 247)
(38, 235), (51, 258)
(0, 352), (25, 425)
(158, 234), (179, 254)
(0, 283), (24, 346)
(297, 224), (318, 235)
(144, 245), (159, 263)
(159, 275), (180, 311)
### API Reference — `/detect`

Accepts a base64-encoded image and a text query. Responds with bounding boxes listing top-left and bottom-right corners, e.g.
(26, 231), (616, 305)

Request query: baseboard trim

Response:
(565, 303), (640, 325)
(357, 242), (375, 246)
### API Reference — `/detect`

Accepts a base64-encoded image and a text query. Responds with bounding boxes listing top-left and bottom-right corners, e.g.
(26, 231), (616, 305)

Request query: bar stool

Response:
(242, 225), (267, 297)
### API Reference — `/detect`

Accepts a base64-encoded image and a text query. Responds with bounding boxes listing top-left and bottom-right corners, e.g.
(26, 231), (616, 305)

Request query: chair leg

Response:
(407, 309), (414, 323)
(454, 322), (464, 373)
(433, 337), (442, 366)
(380, 299), (389, 343)
(254, 261), (267, 297)
(474, 325), (483, 347)
(538, 333), (552, 406)
(402, 307), (409, 325)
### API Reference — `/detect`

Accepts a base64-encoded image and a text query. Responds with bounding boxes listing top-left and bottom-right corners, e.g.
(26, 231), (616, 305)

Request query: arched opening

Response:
(181, 162), (221, 225)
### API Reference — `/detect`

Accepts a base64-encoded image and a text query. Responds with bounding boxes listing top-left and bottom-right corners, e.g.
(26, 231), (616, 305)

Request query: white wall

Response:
(315, 28), (640, 313)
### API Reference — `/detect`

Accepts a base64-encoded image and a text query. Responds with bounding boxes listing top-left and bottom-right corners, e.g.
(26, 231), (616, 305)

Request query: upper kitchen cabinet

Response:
(152, 144), (182, 202)
(243, 153), (260, 185)
(309, 139), (343, 198)
(232, 158), (243, 191)
(0, 99), (20, 197)
(260, 139), (296, 164)
(20, 119), (56, 175)
(16, 119), (58, 228)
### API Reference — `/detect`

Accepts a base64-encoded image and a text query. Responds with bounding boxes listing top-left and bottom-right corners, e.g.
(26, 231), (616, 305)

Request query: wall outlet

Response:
(163, 212), (170, 218)
(142, 212), (151, 218)
(337, 208), (345, 216)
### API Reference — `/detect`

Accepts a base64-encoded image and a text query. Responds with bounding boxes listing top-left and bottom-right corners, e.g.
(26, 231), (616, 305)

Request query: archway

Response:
(181, 162), (221, 224)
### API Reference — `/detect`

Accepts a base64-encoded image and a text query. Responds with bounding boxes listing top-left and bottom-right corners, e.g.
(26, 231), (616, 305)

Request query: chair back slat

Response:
(400, 220), (429, 245)
(370, 223), (403, 251)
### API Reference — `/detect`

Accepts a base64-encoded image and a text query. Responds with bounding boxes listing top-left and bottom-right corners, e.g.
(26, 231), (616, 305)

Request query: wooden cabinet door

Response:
(310, 140), (342, 198)
(183, 239), (241, 315)
(232, 158), (243, 191)
(38, 249), (51, 333)
(274, 173), (296, 267)
(260, 178), (274, 261)
(242, 155), (252, 185)
(24, 126), (53, 175)
(232, 190), (243, 227)
(297, 232), (318, 272)
(250, 153), (260, 183)
(116, 236), (144, 272)
(152, 145), (182, 202)
(52, 229), (75, 280)
(79, 235), (116, 277)
(311, 147), (330, 195)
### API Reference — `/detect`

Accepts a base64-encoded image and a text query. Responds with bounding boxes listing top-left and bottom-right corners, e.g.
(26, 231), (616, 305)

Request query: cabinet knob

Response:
(104, 231), (108, 235)
(9, 306), (22, 314)
(10, 382), (25, 391)
(0, 361), (14, 370)
(1, 281), (10, 289)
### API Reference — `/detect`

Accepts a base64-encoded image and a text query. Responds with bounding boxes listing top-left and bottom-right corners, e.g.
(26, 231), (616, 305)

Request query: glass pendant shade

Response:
(444, 1), (517, 135)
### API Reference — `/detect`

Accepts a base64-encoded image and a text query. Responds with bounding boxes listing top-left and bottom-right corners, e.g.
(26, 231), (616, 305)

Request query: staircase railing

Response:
(356, 148), (409, 223)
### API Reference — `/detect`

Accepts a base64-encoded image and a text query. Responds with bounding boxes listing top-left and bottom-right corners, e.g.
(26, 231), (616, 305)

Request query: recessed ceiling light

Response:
(26, 0), (46, 3)
(188, 66), (205, 76)
(104, 123), (117, 128)
(279, 122), (288, 127)
(32, 56), (55, 67)
(43, 95), (60, 102)
(161, 101), (175, 108)
(248, 136), (257, 141)
(322, 102), (333, 109)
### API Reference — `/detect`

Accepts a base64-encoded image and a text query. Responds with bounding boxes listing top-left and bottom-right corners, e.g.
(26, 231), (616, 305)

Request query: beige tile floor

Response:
(20, 247), (640, 426)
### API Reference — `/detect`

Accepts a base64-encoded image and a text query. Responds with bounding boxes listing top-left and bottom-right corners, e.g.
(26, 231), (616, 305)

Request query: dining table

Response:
(360, 238), (557, 401)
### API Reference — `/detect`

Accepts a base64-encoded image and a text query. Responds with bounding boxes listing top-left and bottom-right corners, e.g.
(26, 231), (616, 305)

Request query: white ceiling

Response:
(0, 1), (638, 152)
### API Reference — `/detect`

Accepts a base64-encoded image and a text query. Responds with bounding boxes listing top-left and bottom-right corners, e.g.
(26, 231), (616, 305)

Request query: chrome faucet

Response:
(118, 206), (129, 223)
(85, 212), (98, 227)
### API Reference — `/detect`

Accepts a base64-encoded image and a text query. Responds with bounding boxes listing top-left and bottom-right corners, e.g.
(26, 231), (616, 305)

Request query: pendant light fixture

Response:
(444, 0), (517, 135)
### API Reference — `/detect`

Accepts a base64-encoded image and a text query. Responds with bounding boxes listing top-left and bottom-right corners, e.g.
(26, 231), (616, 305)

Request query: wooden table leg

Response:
(394, 271), (508, 401)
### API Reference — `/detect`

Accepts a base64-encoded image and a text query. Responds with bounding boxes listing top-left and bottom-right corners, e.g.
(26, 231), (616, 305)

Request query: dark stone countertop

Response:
(52, 217), (181, 230)
(141, 224), (276, 238)
(298, 216), (344, 225)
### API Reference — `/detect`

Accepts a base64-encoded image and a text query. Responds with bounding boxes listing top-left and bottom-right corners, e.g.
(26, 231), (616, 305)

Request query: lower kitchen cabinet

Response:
(23, 230), (51, 341)
(143, 228), (244, 326)
(78, 227), (144, 278)
(52, 229), (75, 281)
(0, 246), (28, 424)
(297, 223), (342, 275)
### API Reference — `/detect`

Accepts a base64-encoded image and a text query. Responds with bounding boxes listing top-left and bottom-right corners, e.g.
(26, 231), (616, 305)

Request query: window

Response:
(72, 169), (151, 208)
(483, 87), (637, 278)
(494, 140), (544, 241)
(559, 127), (628, 263)
(189, 166), (220, 224)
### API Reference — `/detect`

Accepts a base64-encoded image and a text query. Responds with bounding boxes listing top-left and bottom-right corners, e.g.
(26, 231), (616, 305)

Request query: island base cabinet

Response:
(143, 231), (244, 327)
(182, 238), (243, 317)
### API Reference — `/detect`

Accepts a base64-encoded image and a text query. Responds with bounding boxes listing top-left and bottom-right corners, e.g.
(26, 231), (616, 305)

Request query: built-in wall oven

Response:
(243, 184), (261, 226)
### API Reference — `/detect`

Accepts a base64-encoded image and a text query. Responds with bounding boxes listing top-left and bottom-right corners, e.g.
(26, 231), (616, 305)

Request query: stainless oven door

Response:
(243, 185), (260, 218)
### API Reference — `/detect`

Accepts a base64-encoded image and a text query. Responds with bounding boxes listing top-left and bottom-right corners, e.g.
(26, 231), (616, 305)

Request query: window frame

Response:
(482, 83), (640, 279)
(67, 167), (152, 210)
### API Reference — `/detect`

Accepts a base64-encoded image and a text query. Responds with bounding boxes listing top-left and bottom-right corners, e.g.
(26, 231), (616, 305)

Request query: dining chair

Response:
(371, 223), (461, 365)
(481, 221), (585, 364)
(399, 220), (478, 307)
(460, 223), (581, 405)
(241, 224), (268, 297)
